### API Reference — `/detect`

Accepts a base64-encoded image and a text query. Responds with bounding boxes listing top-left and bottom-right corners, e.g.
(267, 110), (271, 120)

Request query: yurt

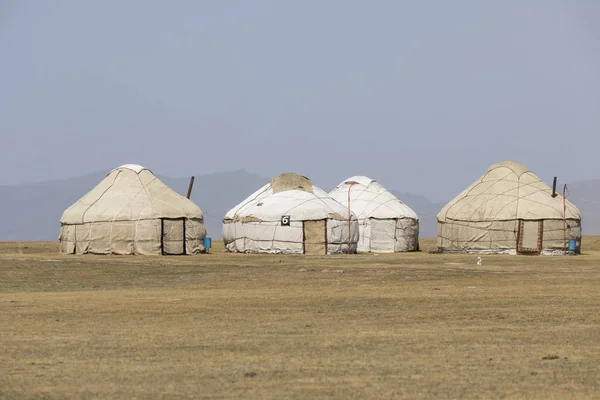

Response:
(223, 172), (359, 254)
(437, 161), (582, 255)
(330, 176), (419, 252)
(59, 164), (207, 255)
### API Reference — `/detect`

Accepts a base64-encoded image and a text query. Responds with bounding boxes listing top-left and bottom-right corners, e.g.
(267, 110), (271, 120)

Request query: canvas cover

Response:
(223, 172), (359, 254)
(59, 165), (206, 255)
(437, 161), (582, 254)
(330, 176), (419, 252)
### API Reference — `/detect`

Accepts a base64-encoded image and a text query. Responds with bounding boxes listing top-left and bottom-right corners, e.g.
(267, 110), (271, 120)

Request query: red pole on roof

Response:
(563, 184), (568, 255)
(347, 181), (358, 254)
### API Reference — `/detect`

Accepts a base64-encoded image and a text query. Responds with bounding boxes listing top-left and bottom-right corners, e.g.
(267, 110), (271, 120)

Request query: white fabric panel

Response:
(223, 221), (304, 254)
(356, 219), (370, 253)
(370, 219), (396, 252)
(109, 221), (134, 255)
(58, 225), (76, 254)
(185, 219), (206, 254)
(74, 224), (90, 255)
(117, 164), (145, 173)
(134, 219), (162, 255)
(326, 219), (359, 254)
(87, 222), (111, 254)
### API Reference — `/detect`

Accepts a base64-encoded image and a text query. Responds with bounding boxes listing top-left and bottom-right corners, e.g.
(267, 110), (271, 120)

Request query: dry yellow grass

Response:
(2, 238), (600, 399)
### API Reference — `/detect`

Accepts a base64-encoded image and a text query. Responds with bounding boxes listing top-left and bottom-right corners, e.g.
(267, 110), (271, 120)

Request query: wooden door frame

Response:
(161, 218), (187, 255)
(516, 219), (543, 255)
(302, 219), (327, 255)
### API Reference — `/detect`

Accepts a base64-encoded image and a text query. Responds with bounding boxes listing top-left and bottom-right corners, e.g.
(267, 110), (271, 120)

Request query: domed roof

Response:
(330, 176), (418, 220)
(224, 172), (352, 222)
(437, 161), (580, 222)
(61, 165), (203, 224)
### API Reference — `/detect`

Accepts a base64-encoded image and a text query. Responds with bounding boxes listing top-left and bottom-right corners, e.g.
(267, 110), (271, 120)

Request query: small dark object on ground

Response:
(542, 355), (560, 360)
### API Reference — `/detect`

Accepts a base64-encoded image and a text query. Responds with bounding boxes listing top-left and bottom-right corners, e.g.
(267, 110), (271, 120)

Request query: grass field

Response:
(2, 238), (600, 399)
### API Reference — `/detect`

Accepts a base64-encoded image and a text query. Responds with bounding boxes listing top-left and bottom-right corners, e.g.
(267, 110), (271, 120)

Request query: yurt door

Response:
(303, 219), (327, 255)
(517, 220), (543, 255)
(161, 218), (186, 255)
(370, 218), (396, 252)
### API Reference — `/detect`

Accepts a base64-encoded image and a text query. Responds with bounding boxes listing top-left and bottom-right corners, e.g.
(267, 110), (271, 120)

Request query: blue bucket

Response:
(568, 239), (577, 251)
(204, 237), (212, 249)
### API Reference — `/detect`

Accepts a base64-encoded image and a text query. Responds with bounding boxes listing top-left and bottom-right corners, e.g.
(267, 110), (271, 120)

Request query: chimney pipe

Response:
(186, 176), (195, 199)
(551, 177), (557, 198)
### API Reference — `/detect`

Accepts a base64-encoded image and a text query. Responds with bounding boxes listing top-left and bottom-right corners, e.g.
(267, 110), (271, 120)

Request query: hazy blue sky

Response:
(1, 0), (598, 201)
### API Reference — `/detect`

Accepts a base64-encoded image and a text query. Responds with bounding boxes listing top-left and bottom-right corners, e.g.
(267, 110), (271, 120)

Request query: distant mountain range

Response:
(0, 170), (598, 241)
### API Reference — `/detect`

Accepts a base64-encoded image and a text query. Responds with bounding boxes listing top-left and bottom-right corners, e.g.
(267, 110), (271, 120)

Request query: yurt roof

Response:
(112, 164), (148, 174)
(330, 176), (418, 220)
(437, 161), (580, 222)
(224, 172), (352, 222)
(61, 165), (203, 224)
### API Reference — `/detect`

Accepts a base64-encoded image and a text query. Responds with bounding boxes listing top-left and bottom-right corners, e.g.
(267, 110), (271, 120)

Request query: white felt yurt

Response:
(223, 172), (359, 254)
(59, 164), (207, 255)
(437, 161), (582, 255)
(330, 176), (419, 252)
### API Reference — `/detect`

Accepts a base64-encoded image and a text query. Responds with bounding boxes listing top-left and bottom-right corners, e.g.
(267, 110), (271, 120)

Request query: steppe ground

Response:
(2, 238), (600, 399)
